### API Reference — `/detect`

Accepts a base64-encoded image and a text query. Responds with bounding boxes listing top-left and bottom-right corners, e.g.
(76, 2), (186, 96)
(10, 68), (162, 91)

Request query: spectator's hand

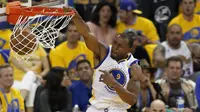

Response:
(146, 78), (153, 88)
(142, 107), (150, 112)
(178, 55), (190, 63)
(138, 35), (149, 46)
(183, 108), (193, 112)
(99, 70), (117, 87)
(36, 75), (46, 85)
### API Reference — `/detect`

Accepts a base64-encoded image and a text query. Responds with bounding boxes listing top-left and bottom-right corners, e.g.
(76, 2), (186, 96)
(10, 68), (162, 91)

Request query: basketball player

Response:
(64, 7), (146, 112)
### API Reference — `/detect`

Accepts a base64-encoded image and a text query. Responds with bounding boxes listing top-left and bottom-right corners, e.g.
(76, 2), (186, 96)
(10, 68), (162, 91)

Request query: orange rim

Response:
(6, 1), (75, 24)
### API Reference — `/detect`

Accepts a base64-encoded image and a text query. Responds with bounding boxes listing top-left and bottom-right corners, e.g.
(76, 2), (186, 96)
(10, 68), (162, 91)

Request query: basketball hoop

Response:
(6, 1), (75, 60)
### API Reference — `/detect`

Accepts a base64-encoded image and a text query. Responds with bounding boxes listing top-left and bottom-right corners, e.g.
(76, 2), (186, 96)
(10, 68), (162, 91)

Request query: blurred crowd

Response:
(0, 0), (200, 112)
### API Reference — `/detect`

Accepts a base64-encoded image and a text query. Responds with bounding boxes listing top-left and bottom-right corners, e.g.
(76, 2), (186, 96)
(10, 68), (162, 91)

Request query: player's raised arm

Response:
(63, 7), (107, 57)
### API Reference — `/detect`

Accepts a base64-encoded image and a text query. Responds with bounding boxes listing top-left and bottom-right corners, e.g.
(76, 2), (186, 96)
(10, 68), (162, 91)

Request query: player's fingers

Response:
(99, 70), (107, 74)
(63, 6), (75, 13)
(99, 74), (104, 82)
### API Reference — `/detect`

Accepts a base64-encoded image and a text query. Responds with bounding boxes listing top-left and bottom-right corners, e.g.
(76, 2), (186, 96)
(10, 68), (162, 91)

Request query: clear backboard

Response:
(0, 0), (68, 29)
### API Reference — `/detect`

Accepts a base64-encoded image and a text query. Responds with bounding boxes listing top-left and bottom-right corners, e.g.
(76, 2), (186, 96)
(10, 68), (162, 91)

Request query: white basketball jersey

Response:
(161, 41), (193, 77)
(89, 46), (139, 110)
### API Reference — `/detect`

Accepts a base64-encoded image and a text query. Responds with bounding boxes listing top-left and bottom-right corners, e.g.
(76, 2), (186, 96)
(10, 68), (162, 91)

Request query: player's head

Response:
(181, 0), (196, 16)
(150, 100), (166, 112)
(118, 0), (142, 23)
(167, 24), (183, 48)
(66, 21), (81, 44)
(0, 64), (14, 89)
(76, 59), (93, 82)
(111, 30), (137, 61)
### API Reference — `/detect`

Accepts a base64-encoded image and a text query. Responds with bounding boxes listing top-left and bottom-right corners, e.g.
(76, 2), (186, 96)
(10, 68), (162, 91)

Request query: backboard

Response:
(0, 0), (68, 29)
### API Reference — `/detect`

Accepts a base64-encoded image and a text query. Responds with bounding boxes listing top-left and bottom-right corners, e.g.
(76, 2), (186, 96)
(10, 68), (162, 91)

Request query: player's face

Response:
(118, 9), (128, 22)
(77, 62), (93, 81)
(166, 25), (182, 48)
(111, 35), (130, 61)
(0, 67), (14, 89)
(181, 0), (196, 16)
(166, 61), (183, 81)
(99, 5), (112, 23)
(67, 24), (80, 44)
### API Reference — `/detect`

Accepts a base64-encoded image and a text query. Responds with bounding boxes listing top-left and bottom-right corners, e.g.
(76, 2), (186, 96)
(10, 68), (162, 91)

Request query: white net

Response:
(10, 12), (74, 60)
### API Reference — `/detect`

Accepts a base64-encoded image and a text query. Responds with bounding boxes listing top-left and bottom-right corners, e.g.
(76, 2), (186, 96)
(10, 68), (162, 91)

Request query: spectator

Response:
(179, 0), (200, 14)
(137, 0), (181, 42)
(195, 0), (200, 14)
(74, 0), (99, 21)
(0, 64), (25, 112)
(149, 100), (166, 112)
(35, 67), (72, 112)
(187, 43), (200, 81)
(128, 59), (163, 112)
(125, 28), (151, 66)
(87, 1), (117, 45)
(195, 76), (200, 110)
(70, 59), (93, 112)
(153, 24), (193, 79)
(49, 21), (94, 81)
(117, 0), (160, 66)
(169, 0), (200, 44)
(117, 0), (160, 45)
(9, 45), (50, 112)
(156, 56), (197, 111)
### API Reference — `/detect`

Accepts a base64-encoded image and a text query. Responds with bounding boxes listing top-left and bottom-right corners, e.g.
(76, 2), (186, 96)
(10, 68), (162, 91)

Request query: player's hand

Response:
(99, 70), (117, 87)
(63, 6), (81, 20)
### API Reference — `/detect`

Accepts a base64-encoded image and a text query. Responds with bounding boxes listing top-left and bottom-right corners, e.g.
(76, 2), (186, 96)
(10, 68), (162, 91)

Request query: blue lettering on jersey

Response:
(105, 68), (127, 93)
(183, 27), (200, 41)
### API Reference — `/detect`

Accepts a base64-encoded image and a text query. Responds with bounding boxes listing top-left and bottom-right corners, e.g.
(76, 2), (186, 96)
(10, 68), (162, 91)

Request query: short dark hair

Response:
(119, 31), (137, 48)
(0, 64), (13, 76)
(166, 56), (183, 68)
(76, 59), (91, 70)
(0, 64), (12, 70)
(91, 1), (117, 28)
(181, 0), (196, 3)
(167, 24), (182, 32)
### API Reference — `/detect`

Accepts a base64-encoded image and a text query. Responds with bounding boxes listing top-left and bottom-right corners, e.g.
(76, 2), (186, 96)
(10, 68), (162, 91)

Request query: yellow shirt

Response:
(10, 45), (47, 81)
(169, 14), (200, 43)
(49, 41), (94, 68)
(116, 16), (160, 42)
(0, 88), (24, 112)
(0, 29), (12, 65)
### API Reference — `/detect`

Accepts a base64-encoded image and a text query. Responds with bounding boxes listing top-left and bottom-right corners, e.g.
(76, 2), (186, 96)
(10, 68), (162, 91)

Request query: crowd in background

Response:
(1, 0), (200, 112)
